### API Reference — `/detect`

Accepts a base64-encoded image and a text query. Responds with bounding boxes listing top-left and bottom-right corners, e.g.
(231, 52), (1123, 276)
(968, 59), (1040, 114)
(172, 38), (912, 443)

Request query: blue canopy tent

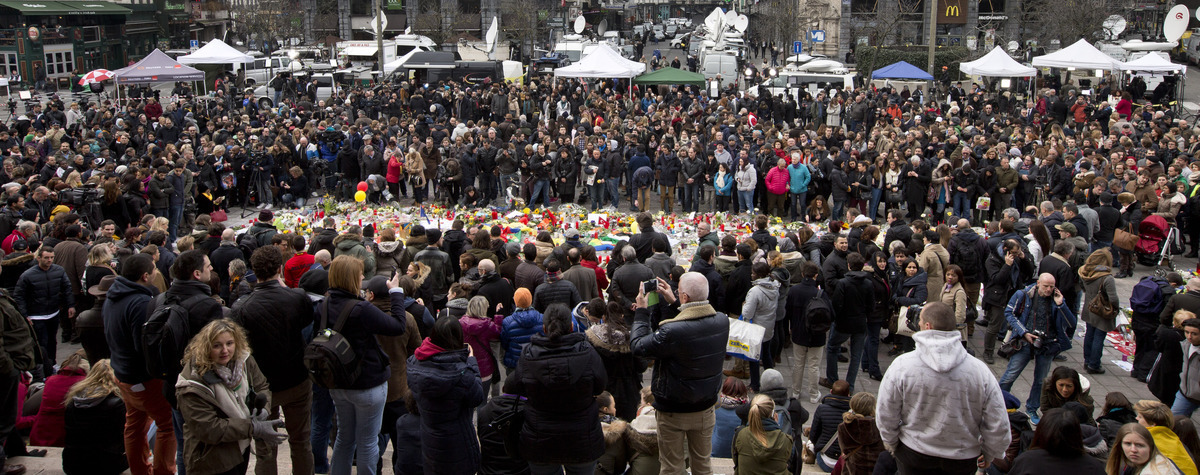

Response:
(871, 61), (935, 81)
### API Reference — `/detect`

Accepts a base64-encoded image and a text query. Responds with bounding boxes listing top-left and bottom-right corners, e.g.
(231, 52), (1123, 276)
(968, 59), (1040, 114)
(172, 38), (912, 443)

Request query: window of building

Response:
(44, 50), (74, 76)
(0, 53), (16, 76)
(459, 0), (479, 14)
(978, 0), (1004, 13)
(852, 0), (876, 13)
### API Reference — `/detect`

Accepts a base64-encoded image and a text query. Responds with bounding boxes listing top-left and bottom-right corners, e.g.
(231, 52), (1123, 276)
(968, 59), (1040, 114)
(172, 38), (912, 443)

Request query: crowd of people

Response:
(0, 46), (1191, 475)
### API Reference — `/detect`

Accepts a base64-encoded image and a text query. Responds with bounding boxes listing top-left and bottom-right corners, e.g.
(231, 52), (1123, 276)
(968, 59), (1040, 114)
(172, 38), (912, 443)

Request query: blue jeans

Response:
(1083, 325), (1107, 370)
(607, 179), (621, 208)
(330, 382), (388, 475)
(791, 191), (808, 221)
(531, 179), (551, 208)
(173, 408), (186, 475)
(1173, 390), (1200, 416)
(868, 188), (883, 222)
(825, 325), (866, 390)
(1090, 240), (1113, 254)
(953, 192), (972, 221)
(861, 321), (882, 376)
(998, 345), (1055, 413)
(311, 385), (334, 473)
(685, 183), (700, 212)
(589, 183), (605, 210)
(738, 190), (754, 213)
(832, 200), (844, 223)
(168, 204), (183, 244)
(281, 194), (307, 208)
(529, 461), (597, 475)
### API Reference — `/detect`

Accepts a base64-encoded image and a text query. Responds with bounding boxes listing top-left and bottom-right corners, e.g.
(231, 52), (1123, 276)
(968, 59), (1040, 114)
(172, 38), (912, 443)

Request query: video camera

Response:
(60, 183), (101, 207)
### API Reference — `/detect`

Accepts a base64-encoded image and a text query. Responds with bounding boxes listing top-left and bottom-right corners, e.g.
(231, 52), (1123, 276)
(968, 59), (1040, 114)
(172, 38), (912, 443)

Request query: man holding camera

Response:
(997, 273), (1077, 422)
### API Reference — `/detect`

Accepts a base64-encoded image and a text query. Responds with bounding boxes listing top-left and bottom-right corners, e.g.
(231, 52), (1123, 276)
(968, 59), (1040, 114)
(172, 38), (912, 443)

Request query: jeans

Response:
(832, 200), (844, 224)
(791, 191), (808, 221)
(862, 321), (882, 376)
(894, 441), (978, 475)
(590, 183), (605, 210)
(998, 345), (1056, 413)
(256, 176), (273, 207)
(311, 385), (334, 473)
(168, 205), (183, 244)
(825, 325), (867, 390)
(31, 317), (58, 377)
(983, 304), (1009, 354)
(173, 408), (185, 475)
(1090, 240), (1113, 254)
(281, 194), (306, 208)
(737, 190), (754, 213)
(953, 192), (972, 221)
(684, 183), (699, 212)
(480, 174), (496, 203)
(1083, 325), (1108, 371)
(607, 179), (621, 208)
(529, 461), (597, 475)
(868, 188), (883, 222)
(330, 382), (388, 475)
(1173, 390), (1200, 416)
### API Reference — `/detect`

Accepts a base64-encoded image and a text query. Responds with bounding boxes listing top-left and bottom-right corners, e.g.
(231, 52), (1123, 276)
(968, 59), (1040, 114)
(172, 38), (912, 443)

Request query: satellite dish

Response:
(1102, 15), (1127, 39)
(724, 10), (738, 28)
(1007, 40), (1019, 52)
(485, 16), (498, 52)
(734, 15), (749, 32)
(573, 16), (586, 34)
(597, 19), (608, 36)
(1165, 5), (1188, 42)
(704, 7), (723, 32)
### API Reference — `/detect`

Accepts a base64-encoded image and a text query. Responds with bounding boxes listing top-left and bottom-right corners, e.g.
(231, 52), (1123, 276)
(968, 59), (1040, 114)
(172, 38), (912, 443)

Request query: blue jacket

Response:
(628, 153), (651, 174)
(501, 307), (544, 368)
(1004, 283), (1078, 354)
(788, 163), (811, 194)
(712, 406), (740, 458)
(714, 171), (734, 197)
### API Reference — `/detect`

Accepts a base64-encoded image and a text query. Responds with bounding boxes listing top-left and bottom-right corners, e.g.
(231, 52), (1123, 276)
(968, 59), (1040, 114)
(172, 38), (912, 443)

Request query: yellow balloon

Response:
(354, 191), (366, 202)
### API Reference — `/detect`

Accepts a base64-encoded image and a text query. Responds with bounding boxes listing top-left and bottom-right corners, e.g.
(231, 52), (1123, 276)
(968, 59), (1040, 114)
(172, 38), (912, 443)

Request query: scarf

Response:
(545, 270), (561, 283)
(719, 394), (747, 409)
(414, 337), (448, 361)
(213, 358), (245, 391)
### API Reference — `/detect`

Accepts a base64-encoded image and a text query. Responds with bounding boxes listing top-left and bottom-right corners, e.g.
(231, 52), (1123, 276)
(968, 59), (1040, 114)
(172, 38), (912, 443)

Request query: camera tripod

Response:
(239, 167), (266, 219)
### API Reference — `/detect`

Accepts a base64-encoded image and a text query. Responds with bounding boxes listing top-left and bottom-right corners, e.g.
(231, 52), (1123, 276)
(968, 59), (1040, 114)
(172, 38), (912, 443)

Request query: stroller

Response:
(1135, 214), (1178, 274)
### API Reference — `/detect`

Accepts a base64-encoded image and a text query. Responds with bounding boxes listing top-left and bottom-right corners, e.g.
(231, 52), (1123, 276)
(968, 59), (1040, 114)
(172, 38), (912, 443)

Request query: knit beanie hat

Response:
(514, 288), (532, 308)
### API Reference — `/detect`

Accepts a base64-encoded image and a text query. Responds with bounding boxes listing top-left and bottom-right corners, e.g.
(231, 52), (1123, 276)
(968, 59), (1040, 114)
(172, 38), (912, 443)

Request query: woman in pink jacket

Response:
(764, 158), (791, 217)
(459, 295), (504, 385)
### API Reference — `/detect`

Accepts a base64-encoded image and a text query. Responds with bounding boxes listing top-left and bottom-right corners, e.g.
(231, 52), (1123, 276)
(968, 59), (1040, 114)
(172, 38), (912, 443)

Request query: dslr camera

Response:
(1028, 329), (1050, 349)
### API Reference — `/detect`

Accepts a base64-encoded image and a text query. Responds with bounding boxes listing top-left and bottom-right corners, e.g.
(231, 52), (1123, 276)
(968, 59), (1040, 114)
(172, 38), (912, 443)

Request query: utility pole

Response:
(375, 0), (385, 80)
(926, 0), (937, 75)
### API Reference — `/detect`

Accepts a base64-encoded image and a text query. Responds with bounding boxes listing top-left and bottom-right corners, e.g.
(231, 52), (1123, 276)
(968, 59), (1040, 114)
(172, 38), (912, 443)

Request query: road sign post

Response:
(793, 41), (803, 54)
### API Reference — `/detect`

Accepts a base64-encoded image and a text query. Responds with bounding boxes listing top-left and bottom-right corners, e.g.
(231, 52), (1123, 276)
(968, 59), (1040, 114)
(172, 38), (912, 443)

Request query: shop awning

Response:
(342, 45), (378, 56)
(0, 0), (131, 14)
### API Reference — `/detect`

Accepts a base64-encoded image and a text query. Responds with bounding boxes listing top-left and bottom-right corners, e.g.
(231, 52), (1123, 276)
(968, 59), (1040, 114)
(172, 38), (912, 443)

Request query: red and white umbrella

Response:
(78, 69), (113, 85)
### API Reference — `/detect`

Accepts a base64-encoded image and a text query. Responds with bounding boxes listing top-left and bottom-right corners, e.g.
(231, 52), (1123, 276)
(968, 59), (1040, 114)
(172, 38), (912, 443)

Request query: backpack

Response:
(951, 236), (984, 283)
(1129, 276), (1175, 315)
(143, 294), (206, 379)
(805, 288), (834, 334)
(304, 298), (363, 389)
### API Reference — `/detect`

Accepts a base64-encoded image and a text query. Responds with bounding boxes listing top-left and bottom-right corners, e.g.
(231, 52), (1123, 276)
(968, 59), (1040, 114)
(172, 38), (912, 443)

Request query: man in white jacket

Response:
(876, 302), (1011, 475)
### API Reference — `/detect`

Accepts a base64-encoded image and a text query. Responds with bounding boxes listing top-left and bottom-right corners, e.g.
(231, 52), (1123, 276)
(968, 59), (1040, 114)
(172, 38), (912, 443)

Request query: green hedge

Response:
(855, 46), (970, 81)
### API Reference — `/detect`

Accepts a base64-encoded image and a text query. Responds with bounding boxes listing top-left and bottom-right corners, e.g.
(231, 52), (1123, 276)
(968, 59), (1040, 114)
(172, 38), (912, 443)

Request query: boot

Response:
(983, 351), (995, 365)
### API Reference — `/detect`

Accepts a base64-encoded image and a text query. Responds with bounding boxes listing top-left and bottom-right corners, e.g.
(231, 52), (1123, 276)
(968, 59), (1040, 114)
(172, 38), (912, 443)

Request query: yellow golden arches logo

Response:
(945, 4), (960, 16)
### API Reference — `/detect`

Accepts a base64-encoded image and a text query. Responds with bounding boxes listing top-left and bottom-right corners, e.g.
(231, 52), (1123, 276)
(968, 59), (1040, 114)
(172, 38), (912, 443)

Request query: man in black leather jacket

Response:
(630, 272), (728, 475)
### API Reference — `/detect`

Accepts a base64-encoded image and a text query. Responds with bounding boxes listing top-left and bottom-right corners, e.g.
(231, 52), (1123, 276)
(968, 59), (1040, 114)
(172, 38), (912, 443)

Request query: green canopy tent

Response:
(633, 67), (705, 86)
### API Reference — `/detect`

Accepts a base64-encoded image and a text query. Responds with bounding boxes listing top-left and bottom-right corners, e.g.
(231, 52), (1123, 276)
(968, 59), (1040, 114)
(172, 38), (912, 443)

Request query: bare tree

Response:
(751, 0), (838, 55)
(1018, 0), (1131, 46)
(847, 0), (923, 79)
(233, 0), (307, 46)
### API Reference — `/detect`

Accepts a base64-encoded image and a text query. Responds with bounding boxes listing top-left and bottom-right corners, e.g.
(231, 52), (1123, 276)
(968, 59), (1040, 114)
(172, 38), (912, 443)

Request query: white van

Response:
(701, 53), (738, 93)
(235, 56), (297, 86)
(752, 71), (857, 102)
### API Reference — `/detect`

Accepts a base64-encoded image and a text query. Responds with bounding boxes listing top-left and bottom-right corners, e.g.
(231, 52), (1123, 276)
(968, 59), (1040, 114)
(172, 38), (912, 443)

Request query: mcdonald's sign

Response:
(938, 0), (967, 23)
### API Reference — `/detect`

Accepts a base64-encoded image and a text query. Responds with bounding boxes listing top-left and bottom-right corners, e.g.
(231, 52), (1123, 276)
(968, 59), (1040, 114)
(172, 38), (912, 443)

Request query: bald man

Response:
(997, 273), (1077, 422)
(210, 228), (245, 302)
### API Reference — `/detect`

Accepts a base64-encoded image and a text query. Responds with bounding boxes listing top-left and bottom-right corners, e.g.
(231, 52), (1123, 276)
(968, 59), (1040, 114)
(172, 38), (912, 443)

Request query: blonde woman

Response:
(731, 394), (792, 474)
(1106, 423), (1184, 475)
(62, 359), (127, 475)
(175, 319), (284, 475)
(837, 392), (885, 475)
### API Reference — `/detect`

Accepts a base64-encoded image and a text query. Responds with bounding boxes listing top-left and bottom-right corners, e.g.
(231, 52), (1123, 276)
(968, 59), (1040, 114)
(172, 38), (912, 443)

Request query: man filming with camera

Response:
(998, 272), (1077, 423)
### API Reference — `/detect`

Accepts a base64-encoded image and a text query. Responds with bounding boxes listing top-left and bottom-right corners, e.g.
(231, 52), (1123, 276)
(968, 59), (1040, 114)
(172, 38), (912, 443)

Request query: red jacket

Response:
(144, 102), (163, 121)
(765, 166), (790, 195)
(581, 260), (608, 295)
(2, 230), (26, 254)
(284, 252), (316, 288)
(29, 367), (86, 447)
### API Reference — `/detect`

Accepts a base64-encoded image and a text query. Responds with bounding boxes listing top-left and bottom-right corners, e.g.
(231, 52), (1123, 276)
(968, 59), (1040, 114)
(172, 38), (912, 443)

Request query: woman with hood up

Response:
(742, 262), (780, 391)
(1079, 248), (1119, 374)
(931, 158), (954, 219)
(372, 228), (404, 278)
(585, 300), (647, 422)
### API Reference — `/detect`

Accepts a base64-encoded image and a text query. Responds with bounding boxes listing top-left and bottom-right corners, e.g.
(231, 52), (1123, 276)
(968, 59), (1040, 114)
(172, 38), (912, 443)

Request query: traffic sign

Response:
(190, 39), (198, 49)
(793, 41), (803, 54)
(810, 30), (825, 43)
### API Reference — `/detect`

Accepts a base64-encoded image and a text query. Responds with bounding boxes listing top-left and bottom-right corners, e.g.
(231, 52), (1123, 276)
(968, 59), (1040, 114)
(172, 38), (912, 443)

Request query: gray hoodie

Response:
(876, 330), (1011, 462)
(742, 277), (780, 341)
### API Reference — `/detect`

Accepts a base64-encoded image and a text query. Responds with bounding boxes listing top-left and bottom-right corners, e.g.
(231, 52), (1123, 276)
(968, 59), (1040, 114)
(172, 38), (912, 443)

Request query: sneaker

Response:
(1027, 410), (1040, 424)
(1053, 354), (1068, 362)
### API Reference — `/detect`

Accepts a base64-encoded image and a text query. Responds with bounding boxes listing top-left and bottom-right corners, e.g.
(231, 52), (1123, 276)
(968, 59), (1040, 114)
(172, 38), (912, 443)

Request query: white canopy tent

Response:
(177, 39), (255, 65)
(554, 43), (646, 78)
(1031, 39), (1120, 70)
(1120, 52), (1186, 74)
(959, 46), (1036, 77)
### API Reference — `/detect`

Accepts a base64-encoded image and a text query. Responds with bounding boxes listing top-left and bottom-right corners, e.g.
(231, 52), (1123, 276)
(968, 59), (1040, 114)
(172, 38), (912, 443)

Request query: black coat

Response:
(787, 279), (828, 347)
(102, 277), (157, 385)
(532, 279), (581, 314)
(63, 393), (128, 475)
(585, 324), (647, 422)
(832, 271), (875, 334)
(631, 303), (728, 414)
(503, 332), (607, 465)
(231, 280), (314, 392)
(629, 230), (671, 263)
(1150, 325), (1185, 405)
(811, 393), (851, 457)
(476, 272), (515, 317)
(983, 252), (1035, 309)
(407, 347), (486, 474)
(725, 260), (753, 316)
(476, 394), (529, 475)
(307, 228), (338, 256)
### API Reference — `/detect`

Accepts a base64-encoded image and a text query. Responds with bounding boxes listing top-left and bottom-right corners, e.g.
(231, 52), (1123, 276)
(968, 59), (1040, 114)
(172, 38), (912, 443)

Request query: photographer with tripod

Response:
(317, 127), (343, 194)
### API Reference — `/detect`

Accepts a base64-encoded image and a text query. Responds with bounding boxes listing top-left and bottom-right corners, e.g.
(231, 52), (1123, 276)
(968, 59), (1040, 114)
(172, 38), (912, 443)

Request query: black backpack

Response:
(951, 236), (985, 283)
(805, 288), (834, 334)
(143, 294), (205, 379)
(304, 298), (363, 389)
